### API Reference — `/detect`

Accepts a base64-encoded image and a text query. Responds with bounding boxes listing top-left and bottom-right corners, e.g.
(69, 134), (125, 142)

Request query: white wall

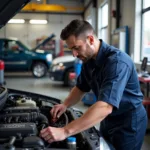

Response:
(84, 0), (91, 6)
(0, 27), (5, 38)
(84, 3), (96, 33)
(109, 0), (117, 34)
(119, 0), (136, 58)
(1, 13), (82, 48)
(98, 0), (136, 56)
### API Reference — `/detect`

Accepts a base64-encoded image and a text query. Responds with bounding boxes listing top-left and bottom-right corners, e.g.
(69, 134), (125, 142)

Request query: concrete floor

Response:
(4, 73), (150, 150)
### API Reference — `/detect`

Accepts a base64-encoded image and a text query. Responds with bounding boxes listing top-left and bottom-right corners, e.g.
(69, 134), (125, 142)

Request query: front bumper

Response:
(49, 70), (64, 81)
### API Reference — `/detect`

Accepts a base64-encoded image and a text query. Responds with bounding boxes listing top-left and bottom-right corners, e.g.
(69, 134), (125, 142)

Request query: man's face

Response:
(66, 35), (95, 63)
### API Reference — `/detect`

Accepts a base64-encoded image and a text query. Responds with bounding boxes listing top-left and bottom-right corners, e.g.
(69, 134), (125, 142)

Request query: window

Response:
(141, 0), (150, 61)
(3, 40), (20, 51)
(98, 2), (108, 43)
(143, 0), (150, 9)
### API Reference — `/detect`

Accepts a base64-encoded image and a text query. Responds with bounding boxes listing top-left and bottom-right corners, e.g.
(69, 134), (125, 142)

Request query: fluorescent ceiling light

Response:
(29, 20), (48, 24)
(8, 19), (25, 24)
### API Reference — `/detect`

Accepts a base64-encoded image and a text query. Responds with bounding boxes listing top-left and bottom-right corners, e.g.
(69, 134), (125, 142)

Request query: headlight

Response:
(46, 54), (52, 62)
(52, 63), (66, 71)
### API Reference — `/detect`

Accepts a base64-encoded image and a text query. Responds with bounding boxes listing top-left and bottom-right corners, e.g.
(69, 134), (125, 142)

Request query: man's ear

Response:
(87, 35), (94, 45)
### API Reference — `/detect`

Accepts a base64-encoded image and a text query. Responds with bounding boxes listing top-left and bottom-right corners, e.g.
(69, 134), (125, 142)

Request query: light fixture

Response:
(29, 20), (48, 24)
(8, 19), (25, 24)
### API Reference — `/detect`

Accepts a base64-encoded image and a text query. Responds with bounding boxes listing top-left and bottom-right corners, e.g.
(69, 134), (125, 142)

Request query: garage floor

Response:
(4, 74), (150, 150)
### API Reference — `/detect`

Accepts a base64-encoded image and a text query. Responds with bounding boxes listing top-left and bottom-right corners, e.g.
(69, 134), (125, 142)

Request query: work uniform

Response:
(76, 40), (148, 150)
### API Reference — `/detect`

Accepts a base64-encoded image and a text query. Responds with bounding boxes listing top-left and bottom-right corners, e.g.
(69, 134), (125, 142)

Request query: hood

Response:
(34, 49), (49, 54)
(0, 0), (31, 28)
(52, 55), (76, 65)
(33, 49), (53, 60)
(32, 34), (55, 50)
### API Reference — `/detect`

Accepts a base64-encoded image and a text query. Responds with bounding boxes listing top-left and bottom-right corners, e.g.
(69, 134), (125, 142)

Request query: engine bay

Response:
(0, 87), (100, 150)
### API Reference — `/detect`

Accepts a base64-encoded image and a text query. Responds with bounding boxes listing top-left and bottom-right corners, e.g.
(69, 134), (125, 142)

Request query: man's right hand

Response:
(50, 104), (67, 120)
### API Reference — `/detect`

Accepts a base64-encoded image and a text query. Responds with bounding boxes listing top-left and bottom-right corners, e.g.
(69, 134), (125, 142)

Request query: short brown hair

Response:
(60, 19), (94, 40)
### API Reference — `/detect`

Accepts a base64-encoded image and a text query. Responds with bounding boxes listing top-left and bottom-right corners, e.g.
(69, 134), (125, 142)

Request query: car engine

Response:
(0, 87), (100, 150)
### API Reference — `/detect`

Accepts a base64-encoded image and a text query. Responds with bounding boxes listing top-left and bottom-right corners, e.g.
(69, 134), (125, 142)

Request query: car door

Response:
(1, 40), (29, 71)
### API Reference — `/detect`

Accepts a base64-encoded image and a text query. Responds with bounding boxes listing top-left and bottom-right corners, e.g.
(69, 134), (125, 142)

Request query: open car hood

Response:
(0, 87), (101, 150)
(0, 0), (31, 28)
(33, 33), (56, 50)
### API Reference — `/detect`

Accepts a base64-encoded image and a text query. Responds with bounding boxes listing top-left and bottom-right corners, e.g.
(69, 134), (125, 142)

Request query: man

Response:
(40, 19), (147, 150)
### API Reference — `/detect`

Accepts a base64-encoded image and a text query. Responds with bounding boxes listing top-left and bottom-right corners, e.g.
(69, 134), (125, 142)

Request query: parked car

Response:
(0, 35), (55, 78)
(49, 55), (76, 86)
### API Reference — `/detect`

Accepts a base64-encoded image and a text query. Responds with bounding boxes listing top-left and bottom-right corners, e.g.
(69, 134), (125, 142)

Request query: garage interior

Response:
(0, 0), (150, 150)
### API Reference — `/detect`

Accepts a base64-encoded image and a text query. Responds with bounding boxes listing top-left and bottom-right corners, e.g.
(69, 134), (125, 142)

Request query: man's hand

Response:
(50, 86), (85, 122)
(50, 104), (67, 120)
(40, 126), (67, 143)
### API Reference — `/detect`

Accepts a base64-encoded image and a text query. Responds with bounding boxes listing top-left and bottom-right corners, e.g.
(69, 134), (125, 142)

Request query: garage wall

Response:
(97, 0), (136, 58)
(119, 0), (135, 58)
(84, 4), (96, 32)
(0, 0), (137, 59)
(0, 27), (5, 38)
(1, 13), (82, 48)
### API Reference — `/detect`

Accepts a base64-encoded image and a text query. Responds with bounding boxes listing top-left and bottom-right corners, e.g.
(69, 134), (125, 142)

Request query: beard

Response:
(77, 56), (89, 63)
(77, 44), (94, 63)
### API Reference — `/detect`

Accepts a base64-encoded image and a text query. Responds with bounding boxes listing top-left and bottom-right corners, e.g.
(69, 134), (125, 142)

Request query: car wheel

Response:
(64, 69), (74, 86)
(32, 62), (47, 78)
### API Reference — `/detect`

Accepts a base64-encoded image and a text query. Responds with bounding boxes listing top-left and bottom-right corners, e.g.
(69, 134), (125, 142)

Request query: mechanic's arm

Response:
(63, 86), (85, 107)
(50, 86), (85, 119)
(41, 100), (113, 143)
(64, 101), (113, 136)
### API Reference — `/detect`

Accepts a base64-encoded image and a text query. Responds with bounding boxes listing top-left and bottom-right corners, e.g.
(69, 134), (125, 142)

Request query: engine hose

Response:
(37, 124), (47, 131)
(9, 136), (16, 145)
(36, 113), (49, 126)
(63, 113), (68, 126)
(0, 138), (9, 143)
(29, 112), (48, 127)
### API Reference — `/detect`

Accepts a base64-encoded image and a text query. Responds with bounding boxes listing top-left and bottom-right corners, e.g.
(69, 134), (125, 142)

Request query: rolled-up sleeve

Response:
(98, 61), (131, 109)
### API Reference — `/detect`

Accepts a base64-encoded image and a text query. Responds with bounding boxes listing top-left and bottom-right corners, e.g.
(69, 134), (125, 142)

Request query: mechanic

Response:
(40, 19), (147, 150)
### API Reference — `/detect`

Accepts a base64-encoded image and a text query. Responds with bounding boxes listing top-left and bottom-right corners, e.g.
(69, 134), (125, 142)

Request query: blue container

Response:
(74, 58), (82, 77)
(82, 91), (97, 105)
(67, 137), (76, 150)
(74, 59), (96, 105)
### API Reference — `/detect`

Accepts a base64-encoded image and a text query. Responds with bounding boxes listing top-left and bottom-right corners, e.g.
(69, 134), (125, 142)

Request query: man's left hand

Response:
(40, 126), (67, 143)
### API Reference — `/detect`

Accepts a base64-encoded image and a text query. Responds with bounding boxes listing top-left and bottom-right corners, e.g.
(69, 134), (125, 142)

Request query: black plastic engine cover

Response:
(0, 123), (37, 138)
(0, 87), (7, 111)
(4, 106), (39, 113)
(0, 87), (101, 150)
(23, 136), (45, 148)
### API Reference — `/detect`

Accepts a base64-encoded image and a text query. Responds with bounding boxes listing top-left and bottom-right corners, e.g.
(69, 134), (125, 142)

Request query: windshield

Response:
(17, 40), (31, 50)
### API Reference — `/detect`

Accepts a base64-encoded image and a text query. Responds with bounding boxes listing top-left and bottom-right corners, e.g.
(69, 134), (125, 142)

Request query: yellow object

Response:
(22, 0), (84, 13)
(22, 3), (67, 12)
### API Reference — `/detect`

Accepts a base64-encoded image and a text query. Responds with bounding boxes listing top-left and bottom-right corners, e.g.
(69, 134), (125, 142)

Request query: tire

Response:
(32, 62), (47, 78)
(63, 69), (74, 86)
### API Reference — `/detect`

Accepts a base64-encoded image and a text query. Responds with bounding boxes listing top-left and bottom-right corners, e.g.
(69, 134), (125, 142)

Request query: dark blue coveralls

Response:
(76, 40), (148, 150)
